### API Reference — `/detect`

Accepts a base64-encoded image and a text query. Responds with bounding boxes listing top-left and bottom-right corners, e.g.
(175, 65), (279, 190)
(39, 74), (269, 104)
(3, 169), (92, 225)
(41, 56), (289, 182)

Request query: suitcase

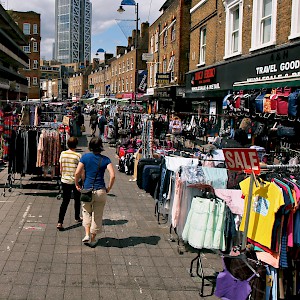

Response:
(137, 158), (161, 189)
(142, 165), (160, 191)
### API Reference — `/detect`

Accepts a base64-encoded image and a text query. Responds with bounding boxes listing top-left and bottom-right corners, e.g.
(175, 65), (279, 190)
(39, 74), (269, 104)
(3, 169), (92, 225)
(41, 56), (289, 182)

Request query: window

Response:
(168, 56), (175, 82)
(26, 77), (30, 87)
(33, 77), (38, 86)
(199, 27), (206, 65)
(112, 67), (114, 77)
(131, 58), (134, 70)
(154, 62), (158, 85)
(171, 22), (176, 41)
(23, 23), (30, 35)
(150, 35), (154, 53)
(24, 59), (30, 70)
(127, 59), (130, 71)
(119, 63), (121, 74)
(126, 78), (129, 91)
(23, 44), (30, 53)
(163, 28), (168, 47)
(33, 60), (38, 69)
(163, 59), (167, 73)
(224, 0), (243, 58)
(33, 42), (38, 52)
(149, 65), (153, 87)
(154, 31), (159, 52)
(290, 0), (300, 39)
(130, 75), (133, 91)
(33, 24), (38, 34)
(115, 66), (118, 76)
(122, 79), (124, 92)
(251, 0), (277, 51)
(122, 61), (125, 73)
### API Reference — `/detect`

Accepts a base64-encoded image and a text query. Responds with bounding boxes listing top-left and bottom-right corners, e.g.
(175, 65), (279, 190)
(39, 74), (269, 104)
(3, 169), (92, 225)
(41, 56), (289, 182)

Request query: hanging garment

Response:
(182, 197), (226, 250)
(239, 177), (285, 249)
(215, 258), (258, 300)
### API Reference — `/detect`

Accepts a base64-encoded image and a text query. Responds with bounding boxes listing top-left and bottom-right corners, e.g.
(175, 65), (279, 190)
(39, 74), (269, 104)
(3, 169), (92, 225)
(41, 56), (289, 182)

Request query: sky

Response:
(3, 0), (163, 60)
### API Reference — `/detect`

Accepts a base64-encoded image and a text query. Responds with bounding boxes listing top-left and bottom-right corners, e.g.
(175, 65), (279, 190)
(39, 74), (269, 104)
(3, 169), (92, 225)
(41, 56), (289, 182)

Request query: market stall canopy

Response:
(233, 75), (300, 91)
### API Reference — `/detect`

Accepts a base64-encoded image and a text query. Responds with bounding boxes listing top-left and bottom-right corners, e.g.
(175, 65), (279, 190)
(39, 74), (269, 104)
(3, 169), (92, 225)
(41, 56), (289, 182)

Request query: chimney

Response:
(132, 29), (140, 48)
(128, 36), (133, 48)
(141, 22), (149, 38)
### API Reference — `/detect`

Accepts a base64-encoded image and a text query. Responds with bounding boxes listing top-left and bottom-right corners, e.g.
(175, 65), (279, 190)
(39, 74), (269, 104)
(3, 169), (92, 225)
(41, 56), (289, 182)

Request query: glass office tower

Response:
(55, 0), (92, 64)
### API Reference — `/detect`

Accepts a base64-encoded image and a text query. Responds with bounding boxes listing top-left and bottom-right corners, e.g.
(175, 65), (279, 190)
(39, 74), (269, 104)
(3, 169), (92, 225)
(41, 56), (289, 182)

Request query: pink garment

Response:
(214, 189), (244, 215)
(171, 173), (184, 228)
(287, 211), (294, 247)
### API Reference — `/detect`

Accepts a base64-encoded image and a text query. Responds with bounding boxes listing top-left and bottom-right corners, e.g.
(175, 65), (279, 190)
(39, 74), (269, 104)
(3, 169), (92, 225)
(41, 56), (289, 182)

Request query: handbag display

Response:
(80, 156), (103, 202)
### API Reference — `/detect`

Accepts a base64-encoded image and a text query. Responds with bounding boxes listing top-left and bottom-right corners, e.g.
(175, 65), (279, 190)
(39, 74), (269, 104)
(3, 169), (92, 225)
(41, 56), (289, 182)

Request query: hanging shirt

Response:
(239, 177), (285, 249)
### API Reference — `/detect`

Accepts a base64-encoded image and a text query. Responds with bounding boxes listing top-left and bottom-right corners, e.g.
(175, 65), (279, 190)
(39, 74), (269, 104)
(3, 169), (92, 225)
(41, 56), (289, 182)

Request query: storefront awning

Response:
(233, 75), (300, 91)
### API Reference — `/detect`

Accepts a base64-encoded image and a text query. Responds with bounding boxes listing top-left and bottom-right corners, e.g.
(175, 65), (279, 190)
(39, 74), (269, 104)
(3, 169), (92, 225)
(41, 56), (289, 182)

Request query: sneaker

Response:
(82, 235), (90, 243)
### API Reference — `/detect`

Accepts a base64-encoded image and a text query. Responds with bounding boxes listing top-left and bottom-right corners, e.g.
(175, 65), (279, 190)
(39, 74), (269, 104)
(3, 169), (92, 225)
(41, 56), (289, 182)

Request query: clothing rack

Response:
(189, 163), (300, 297)
(2, 125), (67, 197)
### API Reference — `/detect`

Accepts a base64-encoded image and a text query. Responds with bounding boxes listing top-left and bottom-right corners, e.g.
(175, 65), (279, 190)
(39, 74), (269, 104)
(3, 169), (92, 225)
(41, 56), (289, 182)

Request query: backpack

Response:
(255, 92), (266, 114)
(288, 89), (300, 119)
(276, 87), (291, 116)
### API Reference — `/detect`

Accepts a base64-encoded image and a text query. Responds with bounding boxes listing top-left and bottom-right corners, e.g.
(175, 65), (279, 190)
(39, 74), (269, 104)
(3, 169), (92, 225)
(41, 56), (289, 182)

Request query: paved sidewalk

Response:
(0, 120), (221, 300)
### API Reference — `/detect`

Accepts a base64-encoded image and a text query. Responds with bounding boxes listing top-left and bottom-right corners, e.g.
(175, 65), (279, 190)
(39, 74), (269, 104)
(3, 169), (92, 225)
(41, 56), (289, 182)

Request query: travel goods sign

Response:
(223, 149), (261, 175)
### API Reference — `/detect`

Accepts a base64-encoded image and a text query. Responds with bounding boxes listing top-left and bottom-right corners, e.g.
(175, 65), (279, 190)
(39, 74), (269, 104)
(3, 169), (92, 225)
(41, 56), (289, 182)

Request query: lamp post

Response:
(96, 48), (106, 99)
(117, 0), (139, 105)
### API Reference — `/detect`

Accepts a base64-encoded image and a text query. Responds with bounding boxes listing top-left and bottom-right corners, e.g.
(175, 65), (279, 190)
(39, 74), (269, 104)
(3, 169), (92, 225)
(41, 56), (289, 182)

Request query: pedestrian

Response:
(98, 110), (107, 140)
(90, 111), (98, 137)
(57, 137), (82, 231)
(75, 137), (115, 244)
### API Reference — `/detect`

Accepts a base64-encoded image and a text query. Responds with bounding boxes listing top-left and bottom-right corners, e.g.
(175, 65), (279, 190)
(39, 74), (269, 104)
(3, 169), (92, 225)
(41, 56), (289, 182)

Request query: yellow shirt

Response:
(239, 177), (284, 249)
(59, 150), (81, 184)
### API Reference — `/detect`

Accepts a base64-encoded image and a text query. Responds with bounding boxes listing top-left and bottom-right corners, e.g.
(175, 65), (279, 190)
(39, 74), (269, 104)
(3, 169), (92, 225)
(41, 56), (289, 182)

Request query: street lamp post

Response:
(96, 48), (106, 99)
(117, 0), (139, 105)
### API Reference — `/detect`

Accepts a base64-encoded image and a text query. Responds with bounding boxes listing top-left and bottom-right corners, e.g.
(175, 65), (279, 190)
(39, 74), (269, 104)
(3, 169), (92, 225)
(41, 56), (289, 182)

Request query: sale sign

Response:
(223, 148), (261, 174)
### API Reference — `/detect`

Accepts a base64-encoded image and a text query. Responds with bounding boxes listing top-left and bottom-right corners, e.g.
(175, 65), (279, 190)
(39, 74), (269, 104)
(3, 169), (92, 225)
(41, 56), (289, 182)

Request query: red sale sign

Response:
(223, 148), (261, 174)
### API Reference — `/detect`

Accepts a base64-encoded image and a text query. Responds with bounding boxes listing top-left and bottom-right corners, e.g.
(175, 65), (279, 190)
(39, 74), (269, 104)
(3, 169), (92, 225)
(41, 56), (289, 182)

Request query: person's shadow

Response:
(86, 235), (161, 248)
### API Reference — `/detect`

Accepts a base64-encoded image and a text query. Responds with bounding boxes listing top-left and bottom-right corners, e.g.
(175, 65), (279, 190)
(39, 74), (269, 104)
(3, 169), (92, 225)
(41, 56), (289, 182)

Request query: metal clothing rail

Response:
(2, 125), (67, 197)
(189, 163), (300, 297)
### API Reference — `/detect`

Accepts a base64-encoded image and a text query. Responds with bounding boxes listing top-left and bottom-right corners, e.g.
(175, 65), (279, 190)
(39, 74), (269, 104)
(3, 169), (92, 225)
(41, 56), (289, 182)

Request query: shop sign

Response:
(138, 70), (147, 93)
(191, 67), (220, 91)
(156, 73), (171, 85)
(223, 148), (260, 175)
(142, 53), (154, 61)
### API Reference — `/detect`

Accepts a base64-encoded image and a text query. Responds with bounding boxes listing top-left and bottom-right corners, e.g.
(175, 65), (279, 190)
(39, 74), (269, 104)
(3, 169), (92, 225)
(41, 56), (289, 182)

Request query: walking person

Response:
(98, 110), (107, 140)
(89, 108), (98, 137)
(75, 137), (115, 244)
(57, 137), (82, 231)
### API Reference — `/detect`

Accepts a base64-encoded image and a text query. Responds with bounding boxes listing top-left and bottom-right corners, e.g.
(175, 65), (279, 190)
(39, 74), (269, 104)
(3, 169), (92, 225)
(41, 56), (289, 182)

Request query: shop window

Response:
(289, 0), (300, 39)
(250, 0), (277, 51)
(224, 0), (242, 59)
(199, 27), (206, 65)
(23, 23), (30, 35)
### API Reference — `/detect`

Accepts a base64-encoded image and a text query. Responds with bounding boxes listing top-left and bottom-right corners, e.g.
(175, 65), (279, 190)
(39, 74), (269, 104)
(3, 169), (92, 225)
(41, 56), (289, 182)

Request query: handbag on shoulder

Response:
(80, 156), (103, 202)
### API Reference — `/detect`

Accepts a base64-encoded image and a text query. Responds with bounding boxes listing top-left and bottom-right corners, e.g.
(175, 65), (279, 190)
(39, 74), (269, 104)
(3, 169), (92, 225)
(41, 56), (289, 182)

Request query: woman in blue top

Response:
(75, 137), (115, 243)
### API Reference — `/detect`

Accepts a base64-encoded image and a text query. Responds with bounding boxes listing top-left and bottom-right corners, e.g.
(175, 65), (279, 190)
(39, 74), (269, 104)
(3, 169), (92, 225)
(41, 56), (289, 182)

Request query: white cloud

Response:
(6, 0), (162, 59)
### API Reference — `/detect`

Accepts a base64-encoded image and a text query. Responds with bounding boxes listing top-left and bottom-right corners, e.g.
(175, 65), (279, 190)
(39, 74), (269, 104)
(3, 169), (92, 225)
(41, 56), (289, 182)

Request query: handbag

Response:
(80, 156), (103, 202)
(80, 125), (86, 132)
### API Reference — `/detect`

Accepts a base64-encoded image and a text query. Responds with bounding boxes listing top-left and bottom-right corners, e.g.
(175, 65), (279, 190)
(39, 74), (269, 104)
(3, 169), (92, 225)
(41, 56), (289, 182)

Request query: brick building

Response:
(186, 0), (300, 116)
(109, 23), (149, 100)
(68, 65), (92, 99)
(9, 10), (41, 100)
(146, 0), (192, 112)
(0, 5), (28, 100)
